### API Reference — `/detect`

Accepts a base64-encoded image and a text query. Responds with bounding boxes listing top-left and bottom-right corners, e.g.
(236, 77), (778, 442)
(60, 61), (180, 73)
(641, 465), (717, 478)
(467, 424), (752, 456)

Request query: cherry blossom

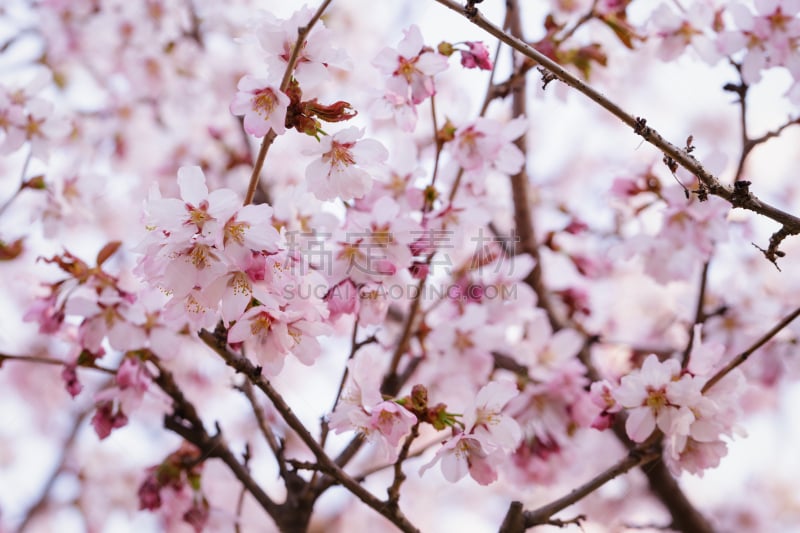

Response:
(718, 0), (800, 83)
(255, 7), (351, 88)
(304, 126), (388, 201)
(421, 380), (521, 485)
(449, 117), (526, 178)
(330, 347), (418, 459)
(648, 3), (721, 63)
(229, 76), (290, 137)
(373, 24), (448, 105)
(613, 354), (694, 442)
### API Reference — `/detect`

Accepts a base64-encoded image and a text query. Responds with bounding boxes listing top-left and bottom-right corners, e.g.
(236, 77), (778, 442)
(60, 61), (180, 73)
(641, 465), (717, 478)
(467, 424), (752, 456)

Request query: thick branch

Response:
(151, 360), (282, 520)
(643, 459), (715, 533)
(198, 330), (421, 533)
(504, 0), (560, 331)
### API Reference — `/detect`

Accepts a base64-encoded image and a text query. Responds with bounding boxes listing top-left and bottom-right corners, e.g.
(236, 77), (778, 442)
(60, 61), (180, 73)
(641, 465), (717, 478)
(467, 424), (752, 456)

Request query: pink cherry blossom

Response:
(450, 117), (526, 177)
(227, 300), (293, 376)
(612, 354), (695, 442)
(229, 76), (289, 137)
(718, 0), (800, 83)
(464, 380), (523, 452)
(420, 432), (503, 485)
(255, 7), (351, 89)
(421, 380), (521, 485)
(649, 3), (720, 63)
(373, 25), (448, 105)
(145, 165), (239, 242)
(305, 127), (388, 201)
(369, 401), (418, 448)
(330, 347), (417, 460)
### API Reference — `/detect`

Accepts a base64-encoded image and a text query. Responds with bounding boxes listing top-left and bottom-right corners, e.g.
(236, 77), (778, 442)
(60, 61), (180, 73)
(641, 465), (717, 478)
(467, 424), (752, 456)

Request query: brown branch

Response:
(197, 330), (421, 533)
(504, 0), (561, 332)
(681, 260), (710, 368)
(382, 277), (425, 395)
(498, 448), (661, 532)
(352, 436), (442, 482)
(150, 359), (282, 520)
(555, 0), (598, 43)
(234, 444), (251, 533)
(236, 379), (283, 460)
(386, 422), (420, 507)
(642, 459), (714, 533)
(727, 61), (800, 182)
(0, 352), (116, 375)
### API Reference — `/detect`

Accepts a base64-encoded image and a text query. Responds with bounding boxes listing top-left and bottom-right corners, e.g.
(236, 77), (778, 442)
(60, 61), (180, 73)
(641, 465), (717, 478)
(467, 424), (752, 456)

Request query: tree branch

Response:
(504, 0), (560, 331)
(703, 305), (800, 392)
(498, 447), (660, 532)
(433, 0), (800, 258)
(198, 330), (421, 533)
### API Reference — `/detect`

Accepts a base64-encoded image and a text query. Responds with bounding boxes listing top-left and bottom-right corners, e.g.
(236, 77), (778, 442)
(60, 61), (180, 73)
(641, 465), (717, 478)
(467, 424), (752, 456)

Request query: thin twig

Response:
(703, 305), (800, 392)
(682, 260), (710, 368)
(17, 408), (94, 532)
(352, 436), (443, 482)
(0, 352), (116, 375)
(237, 379), (282, 458)
(556, 0), (598, 43)
(523, 449), (659, 525)
(233, 444), (251, 533)
(0, 147), (33, 217)
(386, 422), (420, 507)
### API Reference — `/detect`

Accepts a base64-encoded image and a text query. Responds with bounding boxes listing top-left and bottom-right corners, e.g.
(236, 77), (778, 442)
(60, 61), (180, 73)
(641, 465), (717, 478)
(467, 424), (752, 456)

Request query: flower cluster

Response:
(137, 165), (330, 376)
(615, 178), (729, 283)
(137, 443), (210, 533)
(24, 245), (174, 439)
(610, 326), (744, 475)
(650, 1), (800, 102)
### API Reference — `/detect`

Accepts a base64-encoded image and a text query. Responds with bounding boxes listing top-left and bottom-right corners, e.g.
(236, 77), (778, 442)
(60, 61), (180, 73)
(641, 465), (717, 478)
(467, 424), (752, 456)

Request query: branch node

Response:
(731, 180), (752, 207)
(633, 116), (651, 138)
(465, 0), (482, 19)
(537, 66), (557, 89)
(546, 514), (586, 528)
